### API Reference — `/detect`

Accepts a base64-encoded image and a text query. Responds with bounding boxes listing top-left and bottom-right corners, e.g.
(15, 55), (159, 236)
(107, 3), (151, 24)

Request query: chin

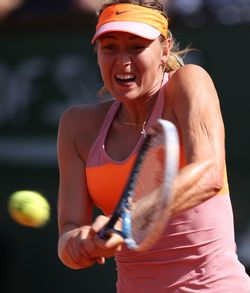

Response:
(111, 88), (139, 101)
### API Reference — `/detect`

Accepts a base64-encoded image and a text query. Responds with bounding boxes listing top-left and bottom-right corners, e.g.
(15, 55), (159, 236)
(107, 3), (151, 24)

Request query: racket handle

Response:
(98, 227), (125, 239)
(98, 227), (110, 240)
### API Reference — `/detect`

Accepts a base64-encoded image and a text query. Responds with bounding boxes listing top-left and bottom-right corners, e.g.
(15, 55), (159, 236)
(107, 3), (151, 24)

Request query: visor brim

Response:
(91, 21), (161, 44)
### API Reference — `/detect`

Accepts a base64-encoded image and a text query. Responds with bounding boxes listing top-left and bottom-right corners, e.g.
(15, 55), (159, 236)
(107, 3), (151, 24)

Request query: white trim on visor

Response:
(91, 21), (161, 44)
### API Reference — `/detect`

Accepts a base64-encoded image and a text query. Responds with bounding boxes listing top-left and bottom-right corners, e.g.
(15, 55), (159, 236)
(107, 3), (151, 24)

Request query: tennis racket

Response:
(99, 119), (179, 251)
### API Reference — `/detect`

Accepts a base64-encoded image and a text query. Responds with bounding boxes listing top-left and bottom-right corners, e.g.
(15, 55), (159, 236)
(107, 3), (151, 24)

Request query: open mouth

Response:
(115, 73), (136, 83)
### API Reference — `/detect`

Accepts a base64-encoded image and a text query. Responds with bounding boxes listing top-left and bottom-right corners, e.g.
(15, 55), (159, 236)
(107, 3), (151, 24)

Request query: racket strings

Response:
(130, 189), (164, 244)
(129, 134), (167, 245)
(133, 135), (165, 200)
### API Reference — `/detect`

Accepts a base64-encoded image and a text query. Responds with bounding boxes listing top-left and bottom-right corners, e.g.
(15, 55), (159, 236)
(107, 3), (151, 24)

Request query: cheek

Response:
(138, 56), (162, 76)
(97, 59), (114, 92)
(139, 50), (162, 70)
(97, 56), (110, 79)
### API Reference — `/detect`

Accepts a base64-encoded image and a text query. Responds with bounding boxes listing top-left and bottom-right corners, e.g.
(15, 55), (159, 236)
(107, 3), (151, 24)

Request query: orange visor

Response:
(91, 3), (168, 44)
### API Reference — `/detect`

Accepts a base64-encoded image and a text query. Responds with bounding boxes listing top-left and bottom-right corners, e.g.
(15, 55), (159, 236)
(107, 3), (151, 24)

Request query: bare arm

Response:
(57, 106), (123, 269)
(166, 64), (226, 216)
(57, 107), (95, 269)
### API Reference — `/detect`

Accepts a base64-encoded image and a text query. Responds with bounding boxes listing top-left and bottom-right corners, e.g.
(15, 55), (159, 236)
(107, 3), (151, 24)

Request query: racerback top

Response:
(85, 74), (250, 292)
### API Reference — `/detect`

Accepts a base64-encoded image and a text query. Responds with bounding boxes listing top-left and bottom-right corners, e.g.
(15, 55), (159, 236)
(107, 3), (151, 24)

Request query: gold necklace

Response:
(118, 112), (148, 137)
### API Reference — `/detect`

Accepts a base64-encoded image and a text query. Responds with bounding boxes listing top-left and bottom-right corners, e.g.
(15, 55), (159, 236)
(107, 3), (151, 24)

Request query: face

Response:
(97, 32), (168, 102)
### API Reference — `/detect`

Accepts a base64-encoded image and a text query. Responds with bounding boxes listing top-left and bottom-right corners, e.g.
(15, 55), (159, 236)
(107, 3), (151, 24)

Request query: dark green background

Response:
(0, 15), (249, 292)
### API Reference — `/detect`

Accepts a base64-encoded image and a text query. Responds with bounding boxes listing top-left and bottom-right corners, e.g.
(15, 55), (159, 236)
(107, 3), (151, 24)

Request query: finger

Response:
(66, 238), (95, 267)
(105, 232), (124, 251)
(94, 231), (124, 250)
(91, 215), (110, 233)
(95, 257), (105, 265)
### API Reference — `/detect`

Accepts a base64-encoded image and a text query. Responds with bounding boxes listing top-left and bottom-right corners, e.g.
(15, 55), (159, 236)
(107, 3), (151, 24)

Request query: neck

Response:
(116, 72), (166, 134)
(120, 89), (159, 123)
(117, 92), (159, 138)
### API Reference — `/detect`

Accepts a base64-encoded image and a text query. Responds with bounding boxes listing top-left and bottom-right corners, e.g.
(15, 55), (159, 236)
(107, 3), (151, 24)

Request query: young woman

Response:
(57, 0), (250, 291)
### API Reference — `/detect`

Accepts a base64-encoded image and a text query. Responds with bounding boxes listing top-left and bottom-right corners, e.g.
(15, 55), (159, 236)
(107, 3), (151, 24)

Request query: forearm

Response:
(170, 159), (223, 216)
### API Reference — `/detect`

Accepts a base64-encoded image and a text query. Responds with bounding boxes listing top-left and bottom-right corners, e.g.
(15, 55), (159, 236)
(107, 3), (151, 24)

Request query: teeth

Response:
(116, 73), (135, 80)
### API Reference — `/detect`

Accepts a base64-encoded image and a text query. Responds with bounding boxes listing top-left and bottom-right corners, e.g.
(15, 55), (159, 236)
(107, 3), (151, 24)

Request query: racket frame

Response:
(99, 119), (179, 251)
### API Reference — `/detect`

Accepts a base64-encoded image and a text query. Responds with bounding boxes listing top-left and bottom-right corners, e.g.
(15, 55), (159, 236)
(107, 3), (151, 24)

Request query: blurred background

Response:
(0, 0), (250, 292)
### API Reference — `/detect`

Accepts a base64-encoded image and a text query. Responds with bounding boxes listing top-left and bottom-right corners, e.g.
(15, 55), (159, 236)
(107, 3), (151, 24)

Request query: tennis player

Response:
(57, 0), (250, 291)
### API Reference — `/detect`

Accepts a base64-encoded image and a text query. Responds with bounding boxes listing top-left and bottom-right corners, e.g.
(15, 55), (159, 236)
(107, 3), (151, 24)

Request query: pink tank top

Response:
(86, 75), (250, 292)
(86, 75), (171, 215)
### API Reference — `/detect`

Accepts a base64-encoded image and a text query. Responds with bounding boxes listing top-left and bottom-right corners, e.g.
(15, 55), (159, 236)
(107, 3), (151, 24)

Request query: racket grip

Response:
(98, 227), (125, 239)
(98, 228), (109, 240)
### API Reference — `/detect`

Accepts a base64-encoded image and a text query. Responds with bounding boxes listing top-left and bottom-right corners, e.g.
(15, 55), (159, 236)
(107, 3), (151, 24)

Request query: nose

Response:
(117, 51), (131, 67)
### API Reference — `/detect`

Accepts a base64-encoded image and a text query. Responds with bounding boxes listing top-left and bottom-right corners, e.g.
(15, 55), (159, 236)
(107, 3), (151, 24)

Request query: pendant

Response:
(141, 127), (147, 138)
(140, 121), (147, 137)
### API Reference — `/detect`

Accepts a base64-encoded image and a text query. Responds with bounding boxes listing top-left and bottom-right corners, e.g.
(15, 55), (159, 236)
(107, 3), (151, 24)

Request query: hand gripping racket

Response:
(99, 119), (179, 251)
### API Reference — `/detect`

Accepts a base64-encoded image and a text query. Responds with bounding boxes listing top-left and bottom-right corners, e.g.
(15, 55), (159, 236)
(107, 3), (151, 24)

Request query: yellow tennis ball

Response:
(8, 190), (50, 228)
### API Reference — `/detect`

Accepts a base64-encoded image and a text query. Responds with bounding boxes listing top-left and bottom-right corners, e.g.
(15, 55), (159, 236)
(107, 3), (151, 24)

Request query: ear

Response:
(161, 37), (172, 63)
(95, 42), (101, 66)
(97, 51), (100, 67)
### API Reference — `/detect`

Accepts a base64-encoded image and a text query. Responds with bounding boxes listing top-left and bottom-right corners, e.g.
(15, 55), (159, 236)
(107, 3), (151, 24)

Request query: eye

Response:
(131, 45), (145, 52)
(101, 44), (117, 52)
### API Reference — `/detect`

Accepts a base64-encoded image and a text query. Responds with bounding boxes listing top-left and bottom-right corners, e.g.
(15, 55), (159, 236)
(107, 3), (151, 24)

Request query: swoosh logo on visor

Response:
(116, 10), (129, 15)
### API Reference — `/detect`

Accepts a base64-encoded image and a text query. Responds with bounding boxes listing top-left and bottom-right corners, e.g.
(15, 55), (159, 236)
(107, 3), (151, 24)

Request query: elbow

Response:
(208, 162), (225, 196)
(211, 178), (223, 195)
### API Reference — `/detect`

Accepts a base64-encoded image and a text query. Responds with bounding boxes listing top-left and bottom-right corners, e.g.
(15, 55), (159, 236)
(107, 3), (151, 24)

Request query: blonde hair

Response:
(97, 0), (189, 96)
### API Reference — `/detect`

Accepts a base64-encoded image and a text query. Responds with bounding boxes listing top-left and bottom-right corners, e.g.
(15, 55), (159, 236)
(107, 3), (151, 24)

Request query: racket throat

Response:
(122, 210), (138, 249)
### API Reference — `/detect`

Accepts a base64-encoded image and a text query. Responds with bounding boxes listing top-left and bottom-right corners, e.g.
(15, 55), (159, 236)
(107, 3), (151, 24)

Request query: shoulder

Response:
(163, 64), (223, 133)
(166, 64), (219, 106)
(58, 100), (114, 134)
(57, 100), (115, 161)
(168, 64), (214, 90)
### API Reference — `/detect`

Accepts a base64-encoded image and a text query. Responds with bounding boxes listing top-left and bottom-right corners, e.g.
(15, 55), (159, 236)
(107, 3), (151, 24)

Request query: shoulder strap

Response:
(86, 100), (121, 166)
(145, 73), (169, 131)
